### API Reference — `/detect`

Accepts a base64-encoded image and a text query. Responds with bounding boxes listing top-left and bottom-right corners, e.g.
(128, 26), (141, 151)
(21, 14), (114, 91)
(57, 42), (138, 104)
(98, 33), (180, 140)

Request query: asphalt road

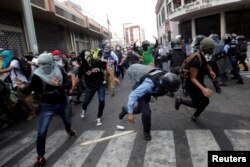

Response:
(0, 70), (250, 167)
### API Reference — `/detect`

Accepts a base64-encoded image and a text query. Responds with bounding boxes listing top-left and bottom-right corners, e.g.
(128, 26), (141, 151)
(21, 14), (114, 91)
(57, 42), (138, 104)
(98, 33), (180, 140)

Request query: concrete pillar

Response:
(191, 18), (196, 39)
(220, 12), (226, 38)
(21, 0), (38, 54)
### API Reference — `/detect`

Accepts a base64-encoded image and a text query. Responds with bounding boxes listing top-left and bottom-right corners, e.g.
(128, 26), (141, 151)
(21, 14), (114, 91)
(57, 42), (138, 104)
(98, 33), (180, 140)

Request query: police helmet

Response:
(222, 34), (232, 44)
(209, 34), (220, 44)
(231, 33), (237, 39)
(200, 37), (215, 55)
(191, 35), (205, 52)
(170, 39), (181, 49)
(236, 35), (246, 41)
(160, 73), (180, 93)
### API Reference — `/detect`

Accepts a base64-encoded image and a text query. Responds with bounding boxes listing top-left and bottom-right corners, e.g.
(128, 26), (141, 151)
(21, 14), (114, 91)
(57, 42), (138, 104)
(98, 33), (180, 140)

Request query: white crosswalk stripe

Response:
(52, 130), (104, 167)
(0, 129), (250, 166)
(0, 131), (36, 166)
(224, 129), (250, 151)
(96, 131), (137, 167)
(240, 70), (250, 78)
(0, 130), (22, 145)
(186, 130), (220, 167)
(144, 131), (176, 167)
(14, 130), (68, 167)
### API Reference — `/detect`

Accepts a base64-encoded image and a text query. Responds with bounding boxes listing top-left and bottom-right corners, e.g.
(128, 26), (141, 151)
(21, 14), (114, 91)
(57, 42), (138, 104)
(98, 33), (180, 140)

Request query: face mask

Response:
(204, 54), (212, 62)
(39, 62), (53, 75)
(85, 55), (92, 66)
(54, 56), (60, 61)
(104, 47), (110, 53)
(116, 47), (121, 51)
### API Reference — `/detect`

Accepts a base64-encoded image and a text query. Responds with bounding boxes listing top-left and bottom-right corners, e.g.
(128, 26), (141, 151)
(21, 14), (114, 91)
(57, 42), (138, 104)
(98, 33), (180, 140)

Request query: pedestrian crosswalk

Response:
(240, 70), (250, 78)
(0, 129), (249, 167)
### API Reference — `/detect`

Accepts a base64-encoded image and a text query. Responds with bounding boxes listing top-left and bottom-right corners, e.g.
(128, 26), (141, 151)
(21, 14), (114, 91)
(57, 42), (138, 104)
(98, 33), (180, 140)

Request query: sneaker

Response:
(175, 97), (181, 110)
(144, 132), (151, 141)
(67, 130), (76, 137)
(80, 110), (86, 118)
(33, 156), (46, 167)
(119, 106), (128, 120)
(96, 118), (102, 126)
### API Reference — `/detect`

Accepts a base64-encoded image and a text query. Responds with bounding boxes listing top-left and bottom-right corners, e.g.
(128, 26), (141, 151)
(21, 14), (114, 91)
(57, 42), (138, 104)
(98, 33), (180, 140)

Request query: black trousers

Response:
(182, 81), (209, 117)
(133, 94), (151, 133)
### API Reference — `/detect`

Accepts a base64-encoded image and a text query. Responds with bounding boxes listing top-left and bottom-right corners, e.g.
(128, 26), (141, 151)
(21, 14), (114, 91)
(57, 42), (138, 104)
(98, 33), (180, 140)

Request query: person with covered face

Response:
(134, 36), (158, 66)
(102, 44), (118, 97)
(175, 37), (216, 122)
(15, 52), (75, 167)
(76, 50), (118, 126)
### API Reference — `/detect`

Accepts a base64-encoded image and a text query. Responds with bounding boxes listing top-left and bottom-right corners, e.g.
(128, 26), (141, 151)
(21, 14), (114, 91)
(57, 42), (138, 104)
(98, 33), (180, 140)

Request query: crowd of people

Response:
(0, 32), (248, 166)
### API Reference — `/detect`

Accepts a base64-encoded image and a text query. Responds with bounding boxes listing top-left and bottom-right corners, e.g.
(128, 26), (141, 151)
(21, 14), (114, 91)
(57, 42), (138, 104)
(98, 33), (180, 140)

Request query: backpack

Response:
(132, 68), (165, 90)
(179, 52), (202, 79)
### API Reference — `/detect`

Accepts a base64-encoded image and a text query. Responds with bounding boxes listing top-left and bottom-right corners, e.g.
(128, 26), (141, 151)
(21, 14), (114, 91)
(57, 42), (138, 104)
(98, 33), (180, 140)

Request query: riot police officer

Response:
(167, 38), (187, 75)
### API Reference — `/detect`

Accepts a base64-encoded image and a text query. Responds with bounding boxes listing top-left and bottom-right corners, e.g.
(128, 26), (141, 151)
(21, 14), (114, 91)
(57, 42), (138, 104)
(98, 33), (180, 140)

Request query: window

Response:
(173, 0), (181, 9)
(161, 7), (165, 24)
(158, 15), (161, 27)
(184, 0), (196, 5)
(167, 3), (173, 15)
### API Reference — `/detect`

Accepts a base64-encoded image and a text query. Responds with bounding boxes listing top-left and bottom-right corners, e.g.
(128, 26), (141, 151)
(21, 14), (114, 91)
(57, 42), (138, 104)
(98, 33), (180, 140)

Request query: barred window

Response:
(184, 0), (196, 5)
(173, 0), (181, 9)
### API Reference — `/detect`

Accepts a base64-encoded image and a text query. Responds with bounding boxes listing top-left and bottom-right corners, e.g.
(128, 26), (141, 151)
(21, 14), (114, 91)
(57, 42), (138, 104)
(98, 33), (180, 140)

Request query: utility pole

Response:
(107, 14), (111, 46)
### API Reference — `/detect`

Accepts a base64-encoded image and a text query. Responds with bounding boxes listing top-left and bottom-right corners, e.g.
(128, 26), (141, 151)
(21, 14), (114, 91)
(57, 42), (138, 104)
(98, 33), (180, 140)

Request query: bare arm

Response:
(0, 66), (14, 74)
(190, 67), (212, 97)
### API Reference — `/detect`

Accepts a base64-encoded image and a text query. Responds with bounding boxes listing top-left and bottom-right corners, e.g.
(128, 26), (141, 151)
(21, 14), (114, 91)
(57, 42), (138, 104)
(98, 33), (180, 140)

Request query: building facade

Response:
(0, 0), (110, 56)
(155, 0), (250, 44)
(123, 24), (145, 47)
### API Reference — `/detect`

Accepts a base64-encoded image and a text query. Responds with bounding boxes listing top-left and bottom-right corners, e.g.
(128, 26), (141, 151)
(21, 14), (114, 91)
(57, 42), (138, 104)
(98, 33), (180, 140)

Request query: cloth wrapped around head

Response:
(1, 50), (14, 69)
(34, 52), (62, 86)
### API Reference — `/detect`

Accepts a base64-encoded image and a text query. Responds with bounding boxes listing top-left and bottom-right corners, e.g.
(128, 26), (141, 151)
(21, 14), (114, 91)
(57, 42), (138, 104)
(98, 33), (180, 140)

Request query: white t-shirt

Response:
(10, 60), (28, 88)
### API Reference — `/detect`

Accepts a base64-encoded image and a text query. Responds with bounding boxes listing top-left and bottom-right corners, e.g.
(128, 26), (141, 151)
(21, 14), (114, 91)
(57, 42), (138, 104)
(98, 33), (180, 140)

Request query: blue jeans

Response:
(82, 85), (105, 118)
(36, 100), (71, 156)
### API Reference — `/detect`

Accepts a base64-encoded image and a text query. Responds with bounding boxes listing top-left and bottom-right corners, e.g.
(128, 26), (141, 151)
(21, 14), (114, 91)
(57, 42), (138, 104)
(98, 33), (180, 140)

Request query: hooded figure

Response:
(1, 50), (13, 69)
(34, 53), (62, 86)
